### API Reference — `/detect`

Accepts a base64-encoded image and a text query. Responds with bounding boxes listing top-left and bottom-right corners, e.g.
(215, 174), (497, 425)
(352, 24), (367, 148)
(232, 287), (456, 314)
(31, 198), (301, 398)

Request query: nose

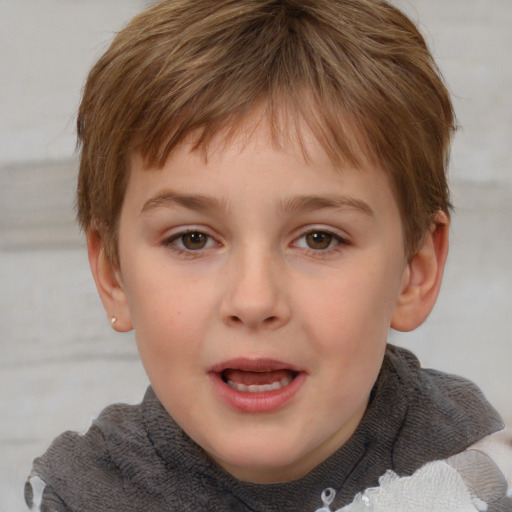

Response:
(220, 246), (291, 330)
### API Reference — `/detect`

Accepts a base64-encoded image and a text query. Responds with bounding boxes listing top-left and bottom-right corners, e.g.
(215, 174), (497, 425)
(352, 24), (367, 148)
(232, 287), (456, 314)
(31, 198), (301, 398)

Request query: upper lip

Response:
(209, 358), (302, 374)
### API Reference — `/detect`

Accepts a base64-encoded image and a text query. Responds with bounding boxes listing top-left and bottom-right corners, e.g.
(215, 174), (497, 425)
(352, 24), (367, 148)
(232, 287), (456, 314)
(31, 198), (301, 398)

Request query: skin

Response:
(89, 116), (449, 484)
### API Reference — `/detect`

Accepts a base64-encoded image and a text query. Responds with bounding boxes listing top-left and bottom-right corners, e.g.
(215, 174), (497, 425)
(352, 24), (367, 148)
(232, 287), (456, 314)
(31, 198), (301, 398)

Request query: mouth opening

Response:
(221, 368), (299, 393)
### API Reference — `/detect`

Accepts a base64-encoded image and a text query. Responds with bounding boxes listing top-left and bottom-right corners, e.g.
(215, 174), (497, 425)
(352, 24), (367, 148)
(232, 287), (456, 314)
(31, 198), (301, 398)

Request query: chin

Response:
(205, 432), (314, 483)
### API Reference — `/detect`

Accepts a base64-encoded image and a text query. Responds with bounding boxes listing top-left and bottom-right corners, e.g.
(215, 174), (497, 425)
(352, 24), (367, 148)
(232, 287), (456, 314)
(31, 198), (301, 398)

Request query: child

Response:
(26, 0), (512, 510)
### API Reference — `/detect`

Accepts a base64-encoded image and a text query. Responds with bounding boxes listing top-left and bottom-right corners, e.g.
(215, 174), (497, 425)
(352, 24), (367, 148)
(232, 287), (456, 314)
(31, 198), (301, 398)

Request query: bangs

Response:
(125, 2), (373, 172)
(136, 89), (369, 173)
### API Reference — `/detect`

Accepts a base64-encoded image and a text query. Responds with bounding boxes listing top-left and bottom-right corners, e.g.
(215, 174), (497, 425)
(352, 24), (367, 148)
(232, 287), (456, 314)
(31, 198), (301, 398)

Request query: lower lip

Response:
(208, 371), (306, 413)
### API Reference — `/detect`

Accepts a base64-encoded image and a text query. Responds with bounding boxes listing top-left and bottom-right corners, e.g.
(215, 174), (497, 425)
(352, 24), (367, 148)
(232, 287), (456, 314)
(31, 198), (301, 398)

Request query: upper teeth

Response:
(226, 376), (293, 393)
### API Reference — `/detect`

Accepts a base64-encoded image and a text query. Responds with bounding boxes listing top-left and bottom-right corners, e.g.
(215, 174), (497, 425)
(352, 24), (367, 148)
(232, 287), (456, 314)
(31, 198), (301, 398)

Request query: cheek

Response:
(301, 262), (403, 356)
(121, 266), (213, 363)
(124, 251), (209, 321)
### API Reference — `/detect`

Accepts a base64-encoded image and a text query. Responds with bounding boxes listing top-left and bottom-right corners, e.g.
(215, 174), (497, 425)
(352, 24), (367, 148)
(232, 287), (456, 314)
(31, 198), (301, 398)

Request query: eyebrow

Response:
(140, 191), (227, 215)
(140, 190), (374, 218)
(278, 195), (374, 217)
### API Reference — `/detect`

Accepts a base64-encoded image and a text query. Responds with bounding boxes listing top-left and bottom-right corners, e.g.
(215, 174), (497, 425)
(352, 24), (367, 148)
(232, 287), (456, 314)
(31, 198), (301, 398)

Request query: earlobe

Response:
(87, 230), (133, 332)
(391, 211), (450, 332)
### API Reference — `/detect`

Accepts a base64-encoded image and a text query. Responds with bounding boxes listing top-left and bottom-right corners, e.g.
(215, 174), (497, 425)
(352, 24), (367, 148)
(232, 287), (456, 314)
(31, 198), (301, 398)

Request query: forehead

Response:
(125, 112), (401, 227)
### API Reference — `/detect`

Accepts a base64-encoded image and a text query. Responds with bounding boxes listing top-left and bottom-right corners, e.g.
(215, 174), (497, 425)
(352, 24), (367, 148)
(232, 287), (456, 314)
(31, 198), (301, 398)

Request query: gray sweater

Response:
(26, 345), (504, 511)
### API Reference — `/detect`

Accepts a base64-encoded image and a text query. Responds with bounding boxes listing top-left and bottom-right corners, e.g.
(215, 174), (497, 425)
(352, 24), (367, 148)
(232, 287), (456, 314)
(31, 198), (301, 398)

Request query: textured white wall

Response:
(0, 0), (146, 165)
(397, 0), (512, 185)
(0, 1), (511, 510)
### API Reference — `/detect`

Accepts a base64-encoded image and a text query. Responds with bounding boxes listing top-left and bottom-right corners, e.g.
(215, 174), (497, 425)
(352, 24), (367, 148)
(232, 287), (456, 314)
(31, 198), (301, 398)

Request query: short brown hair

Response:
(77, 0), (456, 266)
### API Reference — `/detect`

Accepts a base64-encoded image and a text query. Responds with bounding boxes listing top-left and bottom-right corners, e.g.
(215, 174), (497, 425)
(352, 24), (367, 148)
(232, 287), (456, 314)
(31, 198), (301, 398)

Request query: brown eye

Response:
(166, 229), (218, 253)
(305, 231), (335, 250)
(181, 232), (209, 250)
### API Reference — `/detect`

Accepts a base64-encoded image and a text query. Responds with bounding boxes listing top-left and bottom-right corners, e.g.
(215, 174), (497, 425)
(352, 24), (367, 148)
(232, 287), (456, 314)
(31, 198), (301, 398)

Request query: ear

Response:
(391, 211), (450, 332)
(87, 229), (133, 332)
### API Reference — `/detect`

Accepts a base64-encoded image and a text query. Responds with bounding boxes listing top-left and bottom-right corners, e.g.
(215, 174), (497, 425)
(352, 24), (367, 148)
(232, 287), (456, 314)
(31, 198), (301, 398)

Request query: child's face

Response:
(114, 118), (410, 483)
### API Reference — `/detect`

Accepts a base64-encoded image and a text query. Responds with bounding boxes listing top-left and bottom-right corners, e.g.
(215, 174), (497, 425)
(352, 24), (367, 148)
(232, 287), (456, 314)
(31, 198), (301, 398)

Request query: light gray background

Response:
(1, 1), (511, 510)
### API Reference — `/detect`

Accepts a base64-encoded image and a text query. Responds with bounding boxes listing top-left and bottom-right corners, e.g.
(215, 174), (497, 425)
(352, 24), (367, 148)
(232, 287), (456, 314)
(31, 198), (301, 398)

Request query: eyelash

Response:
(292, 229), (351, 255)
(163, 228), (219, 256)
(162, 227), (351, 257)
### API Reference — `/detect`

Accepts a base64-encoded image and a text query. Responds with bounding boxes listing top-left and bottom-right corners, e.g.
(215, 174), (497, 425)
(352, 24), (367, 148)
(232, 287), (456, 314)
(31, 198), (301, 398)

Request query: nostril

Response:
(227, 315), (278, 326)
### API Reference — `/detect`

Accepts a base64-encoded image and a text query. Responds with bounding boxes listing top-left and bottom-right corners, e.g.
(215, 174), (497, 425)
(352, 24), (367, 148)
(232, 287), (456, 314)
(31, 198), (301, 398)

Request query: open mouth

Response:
(221, 368), (299, 393)
(209, 359), (305, 412)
